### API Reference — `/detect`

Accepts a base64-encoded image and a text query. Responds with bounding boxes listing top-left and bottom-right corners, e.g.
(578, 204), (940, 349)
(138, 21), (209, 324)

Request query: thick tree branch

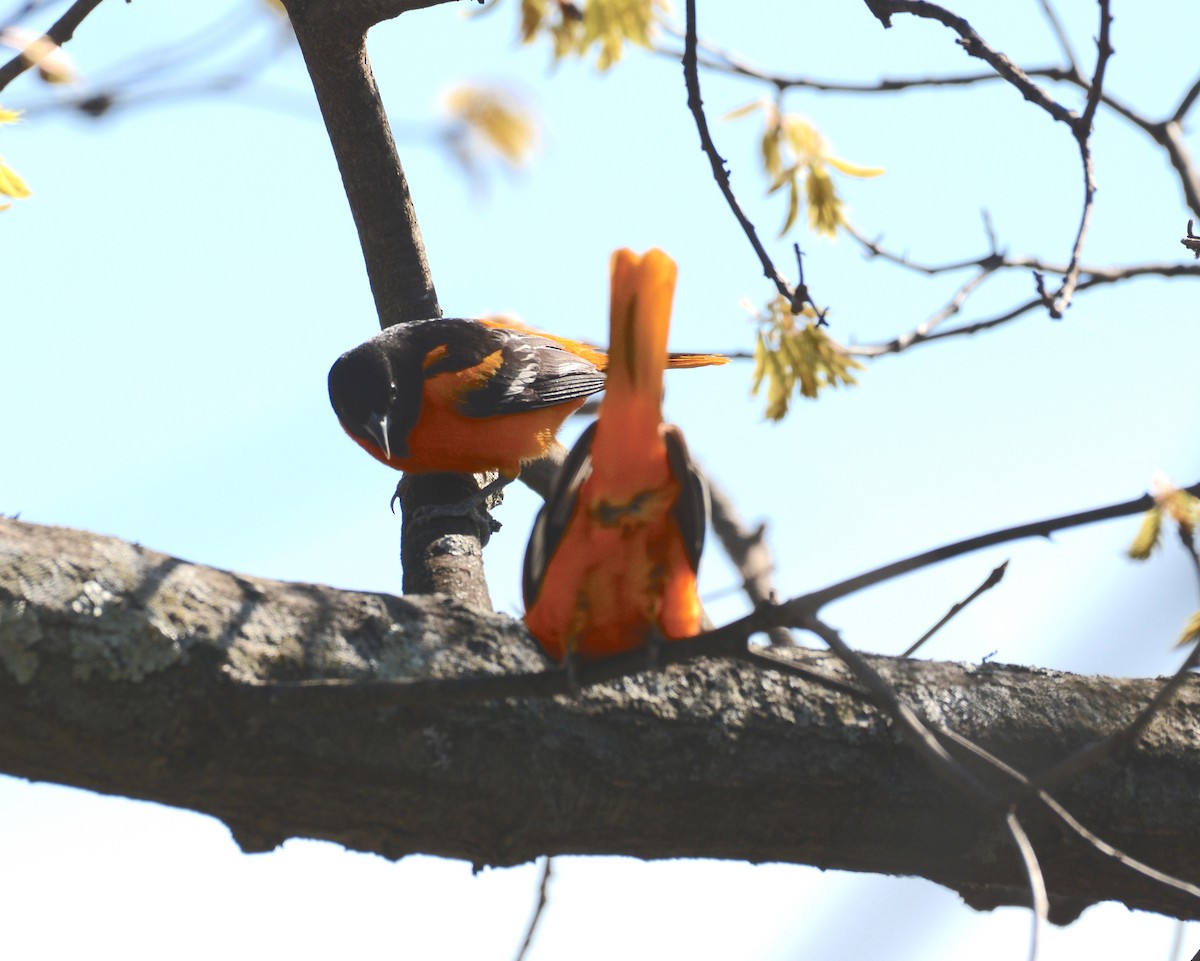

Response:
(283, 5), (438, 325)
(3, 516), (1200, 922)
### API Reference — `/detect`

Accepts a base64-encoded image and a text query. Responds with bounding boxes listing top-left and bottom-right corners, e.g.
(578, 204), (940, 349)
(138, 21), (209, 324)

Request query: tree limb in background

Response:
(0, 0), (103, 94)
(704, 473), (795, 647)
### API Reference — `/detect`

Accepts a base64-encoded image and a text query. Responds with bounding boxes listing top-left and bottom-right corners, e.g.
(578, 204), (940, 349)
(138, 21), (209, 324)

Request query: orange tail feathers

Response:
(590, 248), (676, 494)
(521, 248), (709, 663)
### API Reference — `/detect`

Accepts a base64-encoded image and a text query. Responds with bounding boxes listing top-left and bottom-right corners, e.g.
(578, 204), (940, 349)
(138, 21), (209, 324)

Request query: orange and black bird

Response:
(522, 248), (709, 664)
(328, 314), (725, 482)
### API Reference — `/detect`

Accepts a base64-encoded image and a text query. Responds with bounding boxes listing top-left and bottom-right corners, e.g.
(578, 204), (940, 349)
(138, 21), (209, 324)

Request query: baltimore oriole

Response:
(522, 248), (708, 663)
(328, 316), (725, 481)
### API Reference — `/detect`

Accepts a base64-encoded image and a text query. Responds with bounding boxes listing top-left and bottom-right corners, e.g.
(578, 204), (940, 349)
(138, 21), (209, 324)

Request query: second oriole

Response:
(522, 248), (708, 663)
(328, 314), (725, 480)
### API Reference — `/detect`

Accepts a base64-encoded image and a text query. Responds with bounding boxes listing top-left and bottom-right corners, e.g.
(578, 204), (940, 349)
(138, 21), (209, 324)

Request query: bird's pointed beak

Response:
(363, 411), (391, 461)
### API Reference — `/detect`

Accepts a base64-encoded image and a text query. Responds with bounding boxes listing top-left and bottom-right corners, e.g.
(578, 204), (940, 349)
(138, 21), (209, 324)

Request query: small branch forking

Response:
(1037, 0), (1113, 318)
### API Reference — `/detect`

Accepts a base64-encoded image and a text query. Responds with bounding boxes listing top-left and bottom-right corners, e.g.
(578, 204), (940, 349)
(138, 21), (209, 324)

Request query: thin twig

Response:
(1172, 73), (1200, 125)
(803, 615), (995, 800)
(706, 475), (795, 647)
(1030, 644), (1200, 793)
(735, 646), (865, 699)
(1005, 810), (1047, 961)
(901, 561), (1008, 658)
(843, 221), (1006, 276)
(512, 857), (553, 961)
(656, 20), (1069, 96)
(862, 0), (1077, 127)
(1036, 0), (1081, 78)
(680, 0), (797, 307)
(0, 0), (104, 94)
(805, 612), (1059, 942)
(937, 726), (1200, 903)
(874, 266), (996, 354)
(741, 641), (1200, 908)
(847, 261), (1200, 358)
(750, 626), (1200, 910)
(800, 481), (1200, 611)
(667, 13), (1200, 216)
(1041, 0), (1113, 318)
(1167, 919), (1186, 961)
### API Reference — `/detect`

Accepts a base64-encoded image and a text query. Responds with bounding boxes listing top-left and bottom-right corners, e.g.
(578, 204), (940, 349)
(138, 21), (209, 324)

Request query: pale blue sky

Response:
(3, 1), (1199, 958)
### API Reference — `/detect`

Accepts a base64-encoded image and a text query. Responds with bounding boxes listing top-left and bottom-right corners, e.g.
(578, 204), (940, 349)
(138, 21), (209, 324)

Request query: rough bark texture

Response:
(2, 517), (1199, 924)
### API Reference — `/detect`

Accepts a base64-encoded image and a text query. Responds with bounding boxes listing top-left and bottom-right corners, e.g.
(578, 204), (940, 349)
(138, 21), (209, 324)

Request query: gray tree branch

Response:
(2, 516), (1199, 924)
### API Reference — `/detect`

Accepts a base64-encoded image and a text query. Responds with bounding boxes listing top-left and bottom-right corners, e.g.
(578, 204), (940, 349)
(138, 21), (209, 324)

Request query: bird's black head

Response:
(328, 339), (410, 460)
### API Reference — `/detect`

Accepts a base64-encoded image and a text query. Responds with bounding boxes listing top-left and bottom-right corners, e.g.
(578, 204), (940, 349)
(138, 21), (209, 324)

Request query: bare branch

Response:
(6, 517), (1200, 920)
(1031, 644), (1200, 793)
(901, 561), (1008, 658)
(657, 21), (1071, 96)
(665, 12), (1200, 217)
(706, 475), (795, 647)
(843, 221), (1006, 276)
(1036, 0), (1081, 77)
(0, 0), (104, 94)
(803, 615), (996, 804)
(935, 726), (1200, 909)
(680, 0), (803, 310)
(1005, 810), (1048, 961)
(845, 257), (1200, 358)
(861, 0), (1078, 127)
(1172, 73), (1200, 124)
(512, 857), (553, 961)
(802, 612), (1184, 933)
(800, 480), (1200, 610)
(1039, 0), (1113, 318)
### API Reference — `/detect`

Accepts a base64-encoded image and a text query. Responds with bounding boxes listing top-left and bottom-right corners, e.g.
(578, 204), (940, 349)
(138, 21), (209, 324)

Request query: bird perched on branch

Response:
(328, 313), (725, 486)
(522, 248), (710, 664)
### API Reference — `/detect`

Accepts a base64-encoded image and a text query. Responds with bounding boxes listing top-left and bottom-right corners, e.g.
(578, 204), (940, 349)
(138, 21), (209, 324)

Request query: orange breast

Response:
(394, 381), (586, 476)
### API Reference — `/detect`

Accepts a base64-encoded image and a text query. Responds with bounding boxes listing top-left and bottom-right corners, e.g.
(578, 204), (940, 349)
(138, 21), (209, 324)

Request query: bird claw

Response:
(393, 475), (514, 542)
